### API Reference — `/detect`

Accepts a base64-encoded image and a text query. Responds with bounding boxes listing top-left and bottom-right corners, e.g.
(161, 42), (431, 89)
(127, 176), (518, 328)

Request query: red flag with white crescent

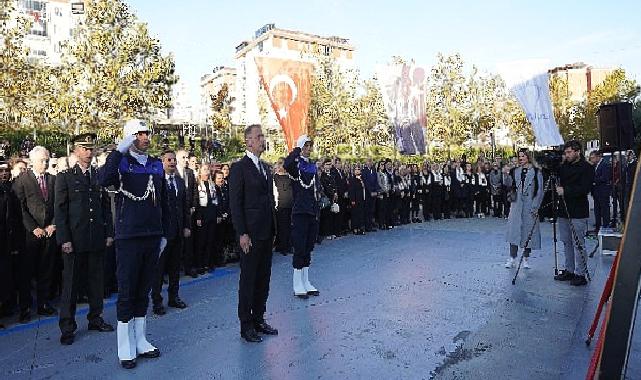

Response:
(255, 57), (313, 150)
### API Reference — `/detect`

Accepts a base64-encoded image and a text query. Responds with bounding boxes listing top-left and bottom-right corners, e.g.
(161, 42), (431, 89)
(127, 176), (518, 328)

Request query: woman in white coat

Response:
(505, 149), (544, 269)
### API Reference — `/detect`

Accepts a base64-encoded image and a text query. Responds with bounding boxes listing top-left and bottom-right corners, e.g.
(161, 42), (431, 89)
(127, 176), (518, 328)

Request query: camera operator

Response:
(554, 140), (594, 286)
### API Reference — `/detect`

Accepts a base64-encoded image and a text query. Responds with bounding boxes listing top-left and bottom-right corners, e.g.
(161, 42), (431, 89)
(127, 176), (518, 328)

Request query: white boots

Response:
(504, 257), (515, 268)
(117, 317), (159, 369)
(117, 321), (137, 368)
(301, 267), (319, 296)
(133, 317), (160, 358)
(293, 269), (308, 299)
(522, 258), (531, 269)
(293, 267), (320, 298)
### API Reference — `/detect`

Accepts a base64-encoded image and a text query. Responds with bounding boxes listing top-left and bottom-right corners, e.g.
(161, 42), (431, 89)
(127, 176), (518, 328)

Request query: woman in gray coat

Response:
(505, 149), (544, 269)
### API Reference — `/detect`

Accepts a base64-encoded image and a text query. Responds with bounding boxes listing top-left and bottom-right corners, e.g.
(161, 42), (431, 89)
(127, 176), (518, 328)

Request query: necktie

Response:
(168, 174), (176, 196)
(258, 161), (266, 179)
(38, 175), (48, 199)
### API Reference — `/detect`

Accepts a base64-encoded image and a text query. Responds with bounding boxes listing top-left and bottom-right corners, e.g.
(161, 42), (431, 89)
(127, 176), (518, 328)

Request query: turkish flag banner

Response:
(255, 57), (313, 150)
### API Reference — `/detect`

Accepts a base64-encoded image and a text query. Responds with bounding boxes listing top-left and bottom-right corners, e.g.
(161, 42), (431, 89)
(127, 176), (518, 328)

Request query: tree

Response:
(210, 83), (234, 131)
(551, 69), (638, 143)
(425, 53), (472, 157)
(0, 0), (54, 131)
(57, 0), (177, 139)
(308, 57), (391, 157)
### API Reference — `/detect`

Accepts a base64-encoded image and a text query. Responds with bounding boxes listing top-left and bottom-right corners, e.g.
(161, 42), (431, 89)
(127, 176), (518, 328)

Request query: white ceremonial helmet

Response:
(123, 119), (149, 137)
(296, 134), (312, 149)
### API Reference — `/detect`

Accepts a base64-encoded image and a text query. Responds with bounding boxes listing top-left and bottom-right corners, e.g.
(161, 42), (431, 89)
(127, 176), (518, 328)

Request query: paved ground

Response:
(0, 218), (639, 380)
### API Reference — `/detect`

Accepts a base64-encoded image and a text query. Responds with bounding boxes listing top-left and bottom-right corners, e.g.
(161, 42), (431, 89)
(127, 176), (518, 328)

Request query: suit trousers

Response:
(292, 213), (318, 269)
(238, 238), (273, 332)
(593, 192), (611, 231)
(152, 237), (182, 305)
(196, 222), (216, 269)
(274, 207), (292, 253)
(19, 233), (57, 309)
(365, 195), (376, 229)
(115, 236), (160, 322)
(59, 250), (104, 334)
(103, 243), (117, 291)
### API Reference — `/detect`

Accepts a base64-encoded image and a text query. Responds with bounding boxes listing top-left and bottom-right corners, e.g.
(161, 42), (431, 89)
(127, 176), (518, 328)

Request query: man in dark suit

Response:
(55, 134), (115, 345)
(589, 150), (612, 233)
(229, 124), (278, 343)
(13, 145), (57, 322)
(176, 149), (199, 278)
(0, 157), (22, 324)
(152, 150), (190, 315)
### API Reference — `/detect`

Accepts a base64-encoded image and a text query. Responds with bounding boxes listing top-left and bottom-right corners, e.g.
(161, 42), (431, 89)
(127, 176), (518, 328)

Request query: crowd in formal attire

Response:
(1, 124), (639, 365)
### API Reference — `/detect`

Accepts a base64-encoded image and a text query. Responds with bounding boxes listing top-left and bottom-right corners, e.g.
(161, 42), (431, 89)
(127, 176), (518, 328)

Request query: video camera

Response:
(535, 149), (563, 173)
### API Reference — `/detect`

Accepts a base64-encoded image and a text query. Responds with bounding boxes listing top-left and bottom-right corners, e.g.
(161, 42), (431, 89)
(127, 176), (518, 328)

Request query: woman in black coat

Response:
(319, 159), (338, 240)
(348, 166), (367, 234)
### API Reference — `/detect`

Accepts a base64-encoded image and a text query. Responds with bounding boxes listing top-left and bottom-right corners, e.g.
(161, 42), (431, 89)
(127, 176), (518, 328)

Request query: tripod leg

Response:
(553, 220), (559, 276)
(512, 253), (525, 285)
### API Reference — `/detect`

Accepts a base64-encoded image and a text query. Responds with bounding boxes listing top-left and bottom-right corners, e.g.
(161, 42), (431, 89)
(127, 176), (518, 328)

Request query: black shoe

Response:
(88, 319), (114, 332)
(198, 268), (206, 275)
(168, 298), (187, 309)
(254, 322), (278, 335)
(153, 305), (166, 315)
(60, 332), (74, 345)
(120, 359), (136, 369)
(554, 271), (575, 282)
(186, 269), (199, 278)
(138, 348), (160, 358)
(77, 295), (89, 304)
(571, 275), (588, 286)
(241, 328), (263, 343)
(37, 304), (56, 316)
(19, 308), (31, 323)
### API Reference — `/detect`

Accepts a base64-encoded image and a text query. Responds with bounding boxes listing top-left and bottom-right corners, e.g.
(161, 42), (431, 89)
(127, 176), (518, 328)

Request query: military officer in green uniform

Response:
(55, 133), (115, 345)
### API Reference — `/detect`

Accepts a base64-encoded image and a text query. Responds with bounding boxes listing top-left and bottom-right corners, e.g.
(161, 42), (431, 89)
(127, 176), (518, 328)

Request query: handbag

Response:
(508, 190), (517, 203)
(319, 196), (331, 209)
(330, 202), (340, 213)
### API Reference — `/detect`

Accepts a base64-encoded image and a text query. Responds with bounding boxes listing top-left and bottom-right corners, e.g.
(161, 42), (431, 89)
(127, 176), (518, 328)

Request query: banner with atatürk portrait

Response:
(376, 62), (427, 155)
(255, 57), (313, 151)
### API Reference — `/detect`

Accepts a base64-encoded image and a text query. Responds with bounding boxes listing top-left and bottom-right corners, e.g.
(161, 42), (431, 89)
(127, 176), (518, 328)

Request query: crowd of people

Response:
(0, 123), (639, 364)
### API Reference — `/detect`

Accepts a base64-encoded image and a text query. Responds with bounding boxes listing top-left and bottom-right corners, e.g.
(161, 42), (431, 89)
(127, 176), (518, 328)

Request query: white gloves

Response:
(117, 134), (136, 154)
(158, 237), (167, 257)
(296, 134), (311, 149)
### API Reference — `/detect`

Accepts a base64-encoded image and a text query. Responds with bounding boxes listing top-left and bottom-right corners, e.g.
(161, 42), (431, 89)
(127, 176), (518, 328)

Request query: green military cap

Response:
(72, 133), (97, 148)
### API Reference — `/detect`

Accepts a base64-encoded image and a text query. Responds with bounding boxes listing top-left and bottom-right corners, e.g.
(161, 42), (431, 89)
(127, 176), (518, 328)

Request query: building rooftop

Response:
(234, 23), (354, 57)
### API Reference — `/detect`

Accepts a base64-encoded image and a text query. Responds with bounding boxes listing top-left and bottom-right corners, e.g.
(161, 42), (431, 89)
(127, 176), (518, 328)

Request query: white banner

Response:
(376, 62), (427, 155)
(498, 60), (564, 147)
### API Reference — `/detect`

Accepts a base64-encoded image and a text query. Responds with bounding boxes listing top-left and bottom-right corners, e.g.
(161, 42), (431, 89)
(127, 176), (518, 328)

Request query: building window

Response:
(31, 49), (47, 57)
(71, 2), (85, 14)
(55, 7), (61, 16)
(323, 45), (332, 56)
(258, 41), (263, 53)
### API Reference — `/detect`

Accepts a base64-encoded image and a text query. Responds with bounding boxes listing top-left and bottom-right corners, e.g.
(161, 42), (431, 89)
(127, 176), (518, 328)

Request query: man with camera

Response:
(554, 140), (594, 287)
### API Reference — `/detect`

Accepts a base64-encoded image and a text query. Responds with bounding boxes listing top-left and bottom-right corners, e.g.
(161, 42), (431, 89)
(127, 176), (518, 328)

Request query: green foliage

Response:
(210, 84), (234, 131)
(308, 57), (391, 157)
(551, 69), (638, 143)
(0, 0), (177, 142)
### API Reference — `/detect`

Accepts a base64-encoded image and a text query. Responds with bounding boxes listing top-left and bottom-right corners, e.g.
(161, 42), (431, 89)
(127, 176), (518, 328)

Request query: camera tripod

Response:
(512, 173), (592, 285)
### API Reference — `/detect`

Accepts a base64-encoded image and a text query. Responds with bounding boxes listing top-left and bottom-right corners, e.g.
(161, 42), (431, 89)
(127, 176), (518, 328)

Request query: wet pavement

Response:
(1, 218), (639, 380)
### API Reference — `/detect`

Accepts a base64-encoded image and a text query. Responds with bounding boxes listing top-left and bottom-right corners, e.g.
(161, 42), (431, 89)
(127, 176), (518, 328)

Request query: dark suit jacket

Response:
(0, 181), (23, 254)
(54, 165), (113, 252)
(13, 170), (56, 233)
(593, 159), (612, 197)
(229, 155), (275, 241)
(195, 181), (218, 225)
(178, 167), (197, 212)
(162, 174), (189, 240)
